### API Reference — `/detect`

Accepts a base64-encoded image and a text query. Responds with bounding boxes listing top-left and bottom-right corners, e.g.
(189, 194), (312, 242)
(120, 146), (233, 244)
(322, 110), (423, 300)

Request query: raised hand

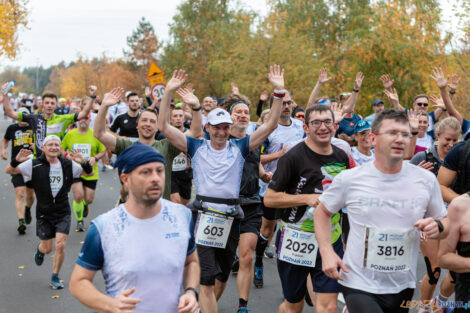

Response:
(384, 88), (399, 105)
(176, 88), (200, 109)
(380, 74), (394, 89)
(259, 90), (269, 101)
(407, 109), (419, 132)
(354, 72), (365, 90)
(430, 95), (445, 111)
(231, 82), (240, 95)
(430, 67), (448, 89)
(167, 69), (188, 91)
(15, 149), (32, 163)
(268, 64), (285, 90)
(331, 101), (345, 123)
(88, 85), (97, 97)
(71, 149), (85, 164)
(449, 74), (460, 91)
(102, 87), (124, 107)
(318, 68), (332, 85)
(144, 86), (151, 98)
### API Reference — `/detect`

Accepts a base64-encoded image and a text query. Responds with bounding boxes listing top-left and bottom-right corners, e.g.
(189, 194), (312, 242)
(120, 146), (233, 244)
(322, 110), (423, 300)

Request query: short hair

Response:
(413, 94), (429, 103)
(126, 92), (139, 101)
(171, 107), (184, 114)
(371, 109), (409, 133)
(305, 104), (335, 125)
(136, 108), (158, 124)
(435, 116), (461, 135)
(42, 93), (57, 101)
(223, 93), (250, 113)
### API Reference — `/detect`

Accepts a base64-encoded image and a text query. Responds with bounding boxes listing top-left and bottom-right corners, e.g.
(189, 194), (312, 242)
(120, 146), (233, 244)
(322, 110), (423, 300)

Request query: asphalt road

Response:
(0, 117), (448, 313)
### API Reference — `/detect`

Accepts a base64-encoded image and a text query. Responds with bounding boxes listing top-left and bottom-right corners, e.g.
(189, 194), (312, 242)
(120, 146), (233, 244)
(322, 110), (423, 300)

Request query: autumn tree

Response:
(0, 0), (29, 58)
(124, 17), (160, 68)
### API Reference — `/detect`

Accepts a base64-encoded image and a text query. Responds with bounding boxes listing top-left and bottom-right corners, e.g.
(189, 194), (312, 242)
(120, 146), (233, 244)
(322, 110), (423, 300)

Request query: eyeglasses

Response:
(373, 131), (412, 139)
(283, 100), (293, 106)
(309, 119), (334, 127)
(295, 113), (305, 118)
(415, 102), (428, 107)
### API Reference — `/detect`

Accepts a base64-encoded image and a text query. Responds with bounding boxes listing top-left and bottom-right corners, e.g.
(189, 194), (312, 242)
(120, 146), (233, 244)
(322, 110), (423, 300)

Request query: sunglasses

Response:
(416, 102), (428, 107)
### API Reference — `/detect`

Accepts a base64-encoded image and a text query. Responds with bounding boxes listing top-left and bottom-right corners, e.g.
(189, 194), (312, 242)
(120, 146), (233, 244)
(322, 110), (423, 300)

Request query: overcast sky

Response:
(0, 0), (460, 70)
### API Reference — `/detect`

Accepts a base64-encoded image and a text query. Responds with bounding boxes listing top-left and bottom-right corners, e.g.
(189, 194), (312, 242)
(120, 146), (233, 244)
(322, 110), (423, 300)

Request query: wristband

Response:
(273, 89), (286, 99)
(184, 287), (199, 302)
(90, 95), (97, 99)
(411, 131), (418, 136)
(434, 218), (444, 233)
(10, 159), (20, 168)
(192, 106), (202, 111)
(352, 88), (360, 93)
(81, 161), (93, 174)
(449, 90), (456, 95)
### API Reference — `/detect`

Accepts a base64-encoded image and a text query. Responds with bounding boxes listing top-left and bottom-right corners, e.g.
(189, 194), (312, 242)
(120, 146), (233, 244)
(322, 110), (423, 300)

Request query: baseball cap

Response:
(353, 120), (371, 134)
(318, 99), (331, 106)
(207, 108), (233, 126)
(373, 99), (384, 106)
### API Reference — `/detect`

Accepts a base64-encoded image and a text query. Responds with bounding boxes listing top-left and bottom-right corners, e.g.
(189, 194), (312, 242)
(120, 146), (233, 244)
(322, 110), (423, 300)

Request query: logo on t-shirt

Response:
(124, 119), (128, 124)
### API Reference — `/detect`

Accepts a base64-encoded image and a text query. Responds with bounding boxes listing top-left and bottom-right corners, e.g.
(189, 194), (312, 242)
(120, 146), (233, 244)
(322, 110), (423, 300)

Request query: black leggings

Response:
(342, 286), (414, 313)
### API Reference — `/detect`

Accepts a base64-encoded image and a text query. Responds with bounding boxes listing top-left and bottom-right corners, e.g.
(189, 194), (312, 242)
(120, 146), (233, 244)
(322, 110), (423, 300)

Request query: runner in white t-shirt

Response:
(157, 67), (284, 313)
(314, 109), (448, 313)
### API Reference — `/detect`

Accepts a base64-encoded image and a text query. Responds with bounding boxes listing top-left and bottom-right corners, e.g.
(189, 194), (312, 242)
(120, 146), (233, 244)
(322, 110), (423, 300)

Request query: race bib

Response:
(172, 155), (188, 172)
(46, 123), (63, 135)
(72, 143), (91, 160)
(49, 167), (63, 193)
(364, 227), (416, 272)
(128, 137), (139, 143)
(195, 212), (233, 249)
(278, 225), (318, 267)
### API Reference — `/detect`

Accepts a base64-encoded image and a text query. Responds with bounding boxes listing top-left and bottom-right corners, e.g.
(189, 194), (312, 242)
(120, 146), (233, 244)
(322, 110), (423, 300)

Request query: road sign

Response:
(147, 62), (164, 80)
(149, 75), (165, 86)
(151, 83), (166, 100)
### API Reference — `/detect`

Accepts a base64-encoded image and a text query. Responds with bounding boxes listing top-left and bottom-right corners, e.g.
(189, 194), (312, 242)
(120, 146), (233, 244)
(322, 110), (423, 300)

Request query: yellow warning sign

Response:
(147, 62), (164, 80)
(149, 75), (165, 85)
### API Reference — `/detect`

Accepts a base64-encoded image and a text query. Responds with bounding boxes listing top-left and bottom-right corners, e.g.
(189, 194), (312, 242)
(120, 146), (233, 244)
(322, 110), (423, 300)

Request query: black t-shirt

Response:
(3, 123), (34, 160)
(110, 113), (139, 138)
(269, 141), (350, 224)
(443, 140), (470, 193)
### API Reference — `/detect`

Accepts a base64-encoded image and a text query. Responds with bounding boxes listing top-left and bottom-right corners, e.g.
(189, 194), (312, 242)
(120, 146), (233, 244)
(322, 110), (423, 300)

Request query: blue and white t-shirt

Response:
(76, 201), (195, 313)
(187, 135), (249, 214)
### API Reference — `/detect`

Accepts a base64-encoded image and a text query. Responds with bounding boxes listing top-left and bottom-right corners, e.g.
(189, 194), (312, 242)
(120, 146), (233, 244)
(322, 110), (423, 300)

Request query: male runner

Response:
(61, 115), (106, 231)
(202, 96), (217, 125)
(2, 107), (35, 234)
(69, 143), (200, 313)
(264, 104), (351, 313)
(157, 66), (283, 313)
(109, 92), (140, 142)
(93, 87), (202, 201)
(315, 109), (447, 313)
(6, 135), (93, 289)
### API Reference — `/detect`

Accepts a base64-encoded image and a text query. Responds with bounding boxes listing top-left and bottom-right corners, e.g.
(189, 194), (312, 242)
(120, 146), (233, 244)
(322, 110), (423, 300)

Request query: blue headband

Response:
(228, 101), (249, 113)
(114, 142), (166, 173)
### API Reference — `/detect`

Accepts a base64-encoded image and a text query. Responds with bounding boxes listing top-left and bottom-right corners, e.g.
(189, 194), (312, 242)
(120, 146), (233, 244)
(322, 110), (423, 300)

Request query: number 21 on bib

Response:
(364, 227), (416, 272)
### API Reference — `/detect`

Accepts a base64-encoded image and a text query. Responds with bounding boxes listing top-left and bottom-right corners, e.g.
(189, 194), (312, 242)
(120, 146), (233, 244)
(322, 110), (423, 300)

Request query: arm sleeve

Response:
(267, 154), (292, 192)
(109, 115), (120, 133)
(17, 159), (33, 182)
(424, 176), (447, 218)
(186, 136), (203, 158)
(76, 222), (104, 271)
(442, 142), (464, 171)
(233, 135), (250, 158)
(318, 171), (347, 214)
(410, 151), (426, 166)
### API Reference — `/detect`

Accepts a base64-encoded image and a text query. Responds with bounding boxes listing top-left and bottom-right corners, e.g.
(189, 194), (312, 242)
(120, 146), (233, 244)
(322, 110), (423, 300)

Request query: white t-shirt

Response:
(351, 147), (375, 166)
(416, 133), (434, 150)
(18, 159), (83, 197)
(319, 162), (446, 294)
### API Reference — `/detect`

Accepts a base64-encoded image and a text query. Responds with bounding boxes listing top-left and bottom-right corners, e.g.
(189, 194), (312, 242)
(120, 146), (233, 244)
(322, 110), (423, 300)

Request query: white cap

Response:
(207, 108), (233, 126)
(43, 135), (61, 146)
(125, 91), (132, 98)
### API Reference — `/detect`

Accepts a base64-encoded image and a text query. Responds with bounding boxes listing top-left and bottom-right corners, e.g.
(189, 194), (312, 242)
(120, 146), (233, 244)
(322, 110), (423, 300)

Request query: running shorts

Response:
(36, 214), (71, 240)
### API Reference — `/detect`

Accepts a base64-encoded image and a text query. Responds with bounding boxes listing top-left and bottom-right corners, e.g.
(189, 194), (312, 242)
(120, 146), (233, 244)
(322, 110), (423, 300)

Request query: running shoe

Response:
(232, 257), (239, 275)
(253, 267), (263, 288)
(101, 165), (107, 172)
(264, 246), (274, 258)
(76, 220), (85, 232)
(83, 203), (89, 218)
(34, 245), (44, 266)
(50, 275), (64, 290)
(105, 164), (114, 170)
(17, 220), (26, 235)
(25, 207), (32, 225)
(237, 307), (249, 313)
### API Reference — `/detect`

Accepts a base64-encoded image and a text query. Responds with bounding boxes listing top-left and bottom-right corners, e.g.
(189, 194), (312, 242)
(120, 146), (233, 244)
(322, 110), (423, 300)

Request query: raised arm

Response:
(430, 95), (448, 120)
(1, 85), (18, 120)
(157, 70), (189, 152)
(5, 149), (32, 175)
(341, 72), (364, 114)
(93, 87), (124, 152)
(77, 86), (95, 120)
(384, 88), (403, 111)
(176, 87), (203, 138)
(431, 67), (463, 125)
(307, 68), (332, 107)
(249, 65), (284, 151)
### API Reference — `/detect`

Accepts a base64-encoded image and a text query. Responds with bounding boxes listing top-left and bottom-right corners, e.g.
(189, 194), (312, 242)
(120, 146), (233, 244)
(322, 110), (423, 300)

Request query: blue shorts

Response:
(276, 230), (344, 303)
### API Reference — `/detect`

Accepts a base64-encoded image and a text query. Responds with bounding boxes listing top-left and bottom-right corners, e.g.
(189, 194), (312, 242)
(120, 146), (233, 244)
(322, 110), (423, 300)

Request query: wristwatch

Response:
(185, 287), (199, 301)
(434, 218), (444, 233)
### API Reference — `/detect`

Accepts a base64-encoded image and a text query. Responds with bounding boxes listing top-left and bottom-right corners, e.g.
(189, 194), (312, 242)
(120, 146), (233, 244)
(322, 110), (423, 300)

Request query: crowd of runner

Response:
(1, 64), (470, 313)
